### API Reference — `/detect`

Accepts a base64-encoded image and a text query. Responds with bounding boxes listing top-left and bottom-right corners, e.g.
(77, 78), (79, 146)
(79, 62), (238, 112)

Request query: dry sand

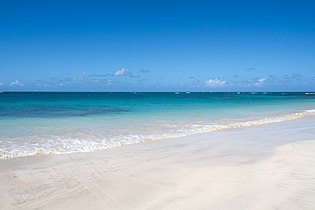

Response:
(1, 117), (315, 210)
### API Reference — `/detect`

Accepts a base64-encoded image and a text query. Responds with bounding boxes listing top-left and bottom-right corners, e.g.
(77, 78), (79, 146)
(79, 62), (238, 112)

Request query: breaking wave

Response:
(1, 109), (315, 159)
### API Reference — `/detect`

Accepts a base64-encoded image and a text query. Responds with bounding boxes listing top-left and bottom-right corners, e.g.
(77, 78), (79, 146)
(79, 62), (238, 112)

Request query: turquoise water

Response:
(1, 92), (315, 158)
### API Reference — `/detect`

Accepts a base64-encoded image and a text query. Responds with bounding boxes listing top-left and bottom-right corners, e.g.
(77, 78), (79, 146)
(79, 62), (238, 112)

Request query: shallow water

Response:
(1, 92), (315, 158)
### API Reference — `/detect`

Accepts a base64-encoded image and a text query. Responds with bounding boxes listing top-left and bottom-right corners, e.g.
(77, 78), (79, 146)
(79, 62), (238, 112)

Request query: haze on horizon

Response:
(0, 0), (315, 92)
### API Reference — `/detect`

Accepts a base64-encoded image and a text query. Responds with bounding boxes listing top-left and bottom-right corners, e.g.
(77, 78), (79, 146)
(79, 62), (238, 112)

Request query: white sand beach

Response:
(1, 117), (315, 210)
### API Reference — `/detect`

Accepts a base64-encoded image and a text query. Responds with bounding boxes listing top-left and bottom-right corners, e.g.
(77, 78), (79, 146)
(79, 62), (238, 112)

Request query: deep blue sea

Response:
(1, 92), (315, 159)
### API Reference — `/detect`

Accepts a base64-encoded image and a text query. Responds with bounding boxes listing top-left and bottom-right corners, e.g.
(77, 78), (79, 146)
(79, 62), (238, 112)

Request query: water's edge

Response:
(1, 109), (314, 159)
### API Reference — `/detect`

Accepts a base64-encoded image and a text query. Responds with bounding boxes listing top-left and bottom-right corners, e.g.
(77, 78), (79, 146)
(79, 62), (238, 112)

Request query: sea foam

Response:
(1, 110), (315, 159)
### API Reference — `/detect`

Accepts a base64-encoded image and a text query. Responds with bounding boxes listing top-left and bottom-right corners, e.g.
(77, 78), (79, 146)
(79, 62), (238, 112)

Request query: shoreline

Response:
(1, 109), (315, 160)
(1, 117), (315, 209)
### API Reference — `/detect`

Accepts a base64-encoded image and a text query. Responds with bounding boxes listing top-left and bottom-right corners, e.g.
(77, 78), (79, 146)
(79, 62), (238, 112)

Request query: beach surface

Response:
(1, 117), (315, 210)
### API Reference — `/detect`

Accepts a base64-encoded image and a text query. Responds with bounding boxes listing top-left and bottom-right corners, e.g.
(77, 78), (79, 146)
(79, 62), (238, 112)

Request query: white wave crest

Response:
(1, 110), (315, 159)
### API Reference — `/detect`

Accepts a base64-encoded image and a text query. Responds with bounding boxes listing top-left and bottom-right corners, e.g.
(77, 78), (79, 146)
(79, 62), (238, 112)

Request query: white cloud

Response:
(10, 80), (22, 86)
(0, 82), (3, 86)
(205, 78), (226, 87)
(254, 78), (266, 87)
(113, 68), (128, 76)
(71, 72), (87, 81)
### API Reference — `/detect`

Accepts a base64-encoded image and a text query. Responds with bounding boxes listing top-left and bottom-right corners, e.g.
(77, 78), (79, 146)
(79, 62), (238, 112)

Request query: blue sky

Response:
(0, 0), (315, 91)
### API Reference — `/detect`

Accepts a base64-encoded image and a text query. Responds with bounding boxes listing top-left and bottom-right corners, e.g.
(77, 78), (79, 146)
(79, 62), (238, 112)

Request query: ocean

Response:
(1, 92), (315, 159)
